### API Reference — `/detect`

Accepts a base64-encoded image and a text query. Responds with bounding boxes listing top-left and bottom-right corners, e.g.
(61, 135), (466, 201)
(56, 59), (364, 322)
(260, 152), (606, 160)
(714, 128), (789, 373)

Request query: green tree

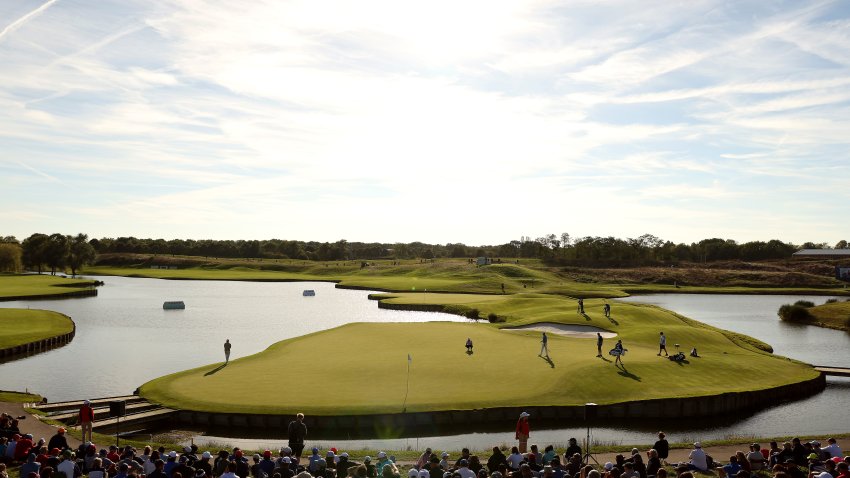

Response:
(22, 233), (49, 274)
(0, 243), (23, 272)
(68, 233), (96, 277)
(44, 233), (70, 275)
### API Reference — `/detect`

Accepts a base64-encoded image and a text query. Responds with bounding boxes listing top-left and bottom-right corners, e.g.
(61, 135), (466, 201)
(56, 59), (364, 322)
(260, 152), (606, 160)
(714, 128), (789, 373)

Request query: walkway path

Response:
(0, 401), (82, 447)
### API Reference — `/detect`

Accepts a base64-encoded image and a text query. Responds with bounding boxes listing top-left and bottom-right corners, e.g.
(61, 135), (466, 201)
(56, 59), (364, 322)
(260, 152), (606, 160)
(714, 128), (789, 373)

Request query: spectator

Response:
(487, 449), (506, 473)
(565, 439), (582, 462)
(506, 448), (523, 471)
(822, 440), (842, 460)
(720, 456), (742, 478)
(646, 450), (661, 478)
(652, 433), (669, 466)
(21, 454), (41, 477)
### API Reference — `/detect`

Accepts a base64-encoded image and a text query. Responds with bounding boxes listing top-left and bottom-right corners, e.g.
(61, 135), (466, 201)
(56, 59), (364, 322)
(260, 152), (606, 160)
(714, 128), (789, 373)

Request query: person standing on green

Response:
(224, 339), (231, 363)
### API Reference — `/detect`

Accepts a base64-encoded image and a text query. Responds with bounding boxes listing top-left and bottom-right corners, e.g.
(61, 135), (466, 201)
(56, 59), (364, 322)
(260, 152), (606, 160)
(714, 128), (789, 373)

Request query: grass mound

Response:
(140, 297), (817, 415)
(0, 308), (74, 349)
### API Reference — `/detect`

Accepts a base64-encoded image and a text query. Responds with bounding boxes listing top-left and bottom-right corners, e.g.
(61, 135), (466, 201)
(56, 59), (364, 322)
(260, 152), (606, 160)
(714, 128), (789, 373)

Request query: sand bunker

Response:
(503, 322), (617, 338)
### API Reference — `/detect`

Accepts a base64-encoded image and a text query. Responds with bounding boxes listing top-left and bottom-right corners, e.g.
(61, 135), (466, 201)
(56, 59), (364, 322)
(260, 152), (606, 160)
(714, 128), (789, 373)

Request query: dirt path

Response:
(1, 401), (82, 448)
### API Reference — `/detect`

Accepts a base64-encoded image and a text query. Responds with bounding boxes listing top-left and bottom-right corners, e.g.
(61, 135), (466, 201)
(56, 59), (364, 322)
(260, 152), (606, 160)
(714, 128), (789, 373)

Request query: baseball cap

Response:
(694, 442), (701, 448)
(202, 452), (211, 459)
(264, 451), (272, 458)
(441, 452), (449, 458)
(378, 452), (387, 459)
(364, 457), (372, 463)
(519, 412), (530, 418)
(419, 471), (430, 478)
(409, 469), (420, 478)
(340, 453), (349, 458)
(195, 470), (206, 478)
(604, 463), (613, 471)
(808, 454), (819, 460)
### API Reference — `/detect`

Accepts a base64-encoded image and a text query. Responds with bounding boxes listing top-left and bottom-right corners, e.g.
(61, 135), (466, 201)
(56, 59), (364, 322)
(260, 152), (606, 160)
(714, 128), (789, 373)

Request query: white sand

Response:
(503, 322), (617, 338)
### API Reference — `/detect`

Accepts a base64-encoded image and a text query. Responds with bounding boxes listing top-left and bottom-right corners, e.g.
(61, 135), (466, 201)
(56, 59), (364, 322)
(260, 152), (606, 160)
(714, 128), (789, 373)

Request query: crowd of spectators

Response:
(2, 416), (848, 478)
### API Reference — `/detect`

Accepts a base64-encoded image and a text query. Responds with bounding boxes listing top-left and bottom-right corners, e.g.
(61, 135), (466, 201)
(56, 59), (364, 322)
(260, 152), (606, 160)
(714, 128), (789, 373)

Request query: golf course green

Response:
(0, 273), (98, 300)
(140, 294), (819, 415)
(0, 308), (75, 350)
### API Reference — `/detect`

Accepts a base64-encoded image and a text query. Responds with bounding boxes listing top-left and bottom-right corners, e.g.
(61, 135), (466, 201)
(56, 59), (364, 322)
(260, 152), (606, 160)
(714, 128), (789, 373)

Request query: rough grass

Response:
(0, 273), (98, 299)
(141, 298), (817, 415)
(0, 390), (42, 402)
(0, 308), (74, 349)
(805, 300), (850, 331)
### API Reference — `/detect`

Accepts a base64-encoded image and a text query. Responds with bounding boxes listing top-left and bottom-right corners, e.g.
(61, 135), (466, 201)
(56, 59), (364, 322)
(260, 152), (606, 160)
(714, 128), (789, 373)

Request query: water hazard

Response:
(2, 281), (848, 449)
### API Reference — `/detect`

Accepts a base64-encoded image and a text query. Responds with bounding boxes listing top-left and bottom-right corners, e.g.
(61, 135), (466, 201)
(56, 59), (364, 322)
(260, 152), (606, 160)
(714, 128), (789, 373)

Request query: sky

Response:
(1, 0), (849, 246)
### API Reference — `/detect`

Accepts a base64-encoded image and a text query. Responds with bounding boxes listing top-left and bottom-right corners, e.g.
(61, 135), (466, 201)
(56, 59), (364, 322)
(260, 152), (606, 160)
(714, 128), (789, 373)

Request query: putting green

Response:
(140, 296), (817, 415)
(0, 308), (74, 349)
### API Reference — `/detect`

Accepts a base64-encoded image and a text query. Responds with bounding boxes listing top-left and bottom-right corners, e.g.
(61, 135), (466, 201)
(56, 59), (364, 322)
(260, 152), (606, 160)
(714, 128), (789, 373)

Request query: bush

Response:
(794, 300), (815, 308)
(487, 312), (504, 323)
(466, 308), (480, 320)
(778, 304), (814, 322)
(826, 298), (838, 304)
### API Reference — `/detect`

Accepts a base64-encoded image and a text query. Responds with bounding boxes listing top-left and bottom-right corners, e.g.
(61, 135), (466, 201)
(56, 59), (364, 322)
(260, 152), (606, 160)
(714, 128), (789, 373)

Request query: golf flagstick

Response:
(402, 353), (411, 412)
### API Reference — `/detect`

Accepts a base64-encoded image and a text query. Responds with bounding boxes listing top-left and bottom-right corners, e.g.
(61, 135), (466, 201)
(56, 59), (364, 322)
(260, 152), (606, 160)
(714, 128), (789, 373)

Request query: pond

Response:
(2, 282), (847, 450)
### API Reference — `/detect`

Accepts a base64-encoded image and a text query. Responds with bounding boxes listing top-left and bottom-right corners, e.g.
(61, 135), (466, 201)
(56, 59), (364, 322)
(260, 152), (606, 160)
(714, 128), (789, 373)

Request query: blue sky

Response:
(1, 0), (849, 246)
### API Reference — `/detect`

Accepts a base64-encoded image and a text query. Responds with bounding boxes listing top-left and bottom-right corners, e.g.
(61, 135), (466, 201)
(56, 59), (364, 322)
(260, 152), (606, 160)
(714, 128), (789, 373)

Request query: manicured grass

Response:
(0, 273), (98, 299)
(806, 300), (850, 331)
(141, 297), (817, 415)
(0, 390), (42, 402)
(0, 308), (74, 349)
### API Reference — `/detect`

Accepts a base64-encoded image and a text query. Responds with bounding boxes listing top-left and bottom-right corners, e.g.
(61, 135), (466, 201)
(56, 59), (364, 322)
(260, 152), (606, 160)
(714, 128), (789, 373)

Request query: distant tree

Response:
(44, 233), (70, 275)
(21, 233), (49, 274)
(1, 235), (19, 244)
(423, 248), (434, 259)
(67, 233), (96, 277)
(835, 240), (848, 249)
(0, 243), (23, 272)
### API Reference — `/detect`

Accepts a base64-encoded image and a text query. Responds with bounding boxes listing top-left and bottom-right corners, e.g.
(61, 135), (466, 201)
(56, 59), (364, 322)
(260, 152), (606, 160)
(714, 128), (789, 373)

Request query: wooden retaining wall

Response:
(0, 317), (76, 361)
(0, 288), (97, 302)
(170, 373), (825, 432)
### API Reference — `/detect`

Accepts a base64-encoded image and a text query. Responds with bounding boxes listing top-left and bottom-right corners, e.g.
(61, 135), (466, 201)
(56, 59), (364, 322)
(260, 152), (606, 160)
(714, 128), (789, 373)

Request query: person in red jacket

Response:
(14, 433), (35, 462)
(78, 400), (94, 442)
(515, 412), (531, 453)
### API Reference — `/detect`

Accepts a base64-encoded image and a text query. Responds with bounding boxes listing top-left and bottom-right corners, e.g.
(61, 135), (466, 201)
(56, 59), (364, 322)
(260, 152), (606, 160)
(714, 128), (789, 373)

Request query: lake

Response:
(2, 280), (848, 449)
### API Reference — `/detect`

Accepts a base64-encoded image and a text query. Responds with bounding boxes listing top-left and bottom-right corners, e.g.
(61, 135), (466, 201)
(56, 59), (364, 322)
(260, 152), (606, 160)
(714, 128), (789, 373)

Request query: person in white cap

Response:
(515, 412), (531, 453)
(78, 400), (95, 443)
(686, 443), (707, 471)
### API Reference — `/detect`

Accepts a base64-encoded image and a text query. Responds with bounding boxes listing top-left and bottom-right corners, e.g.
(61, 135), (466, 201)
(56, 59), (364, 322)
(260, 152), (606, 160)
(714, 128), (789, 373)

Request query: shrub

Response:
(466, 308), (480, 320)
(793, 300), (815, 308)
(487, 312), (504, 323)
(778, 304), (814, 322)
(825, 298), (838, 304)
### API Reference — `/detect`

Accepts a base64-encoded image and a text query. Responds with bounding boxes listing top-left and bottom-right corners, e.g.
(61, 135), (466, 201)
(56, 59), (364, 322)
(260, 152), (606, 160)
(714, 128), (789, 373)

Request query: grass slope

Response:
(140, 296), (817, 415)
(0, 308), (74, 349)
(0, 274), (97, 299)
(806, 300), (850, 331)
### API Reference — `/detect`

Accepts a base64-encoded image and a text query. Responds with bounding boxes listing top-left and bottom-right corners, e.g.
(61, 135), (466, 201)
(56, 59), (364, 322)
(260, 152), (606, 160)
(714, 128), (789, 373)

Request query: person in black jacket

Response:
(287, 414), (307, 462)
(488, 448), (507, 473)
(652, 433), (669, 465)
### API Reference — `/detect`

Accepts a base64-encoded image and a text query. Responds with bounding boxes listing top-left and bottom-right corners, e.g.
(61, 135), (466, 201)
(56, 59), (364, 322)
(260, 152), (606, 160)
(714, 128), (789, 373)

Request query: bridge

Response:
(815, 366), (850, 377)
(29, 395), (176, 433)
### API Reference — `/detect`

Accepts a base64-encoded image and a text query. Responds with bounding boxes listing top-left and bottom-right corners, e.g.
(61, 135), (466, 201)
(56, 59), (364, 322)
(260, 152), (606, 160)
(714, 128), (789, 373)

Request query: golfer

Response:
(658, 332), (668, 356)
(466, 338), (473, 353)
(287, 413), (308, 462)
(224, 339), (231, 363)
(539, 332), (549, 358)
(604, 303), (611, 318)
(78, 400), (94, 443)
(596, 332), (603, 357)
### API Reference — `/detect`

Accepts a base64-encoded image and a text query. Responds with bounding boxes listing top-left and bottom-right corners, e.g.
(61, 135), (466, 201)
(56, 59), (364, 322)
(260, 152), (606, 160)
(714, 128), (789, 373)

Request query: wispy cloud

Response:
(1, 0), (849, 245)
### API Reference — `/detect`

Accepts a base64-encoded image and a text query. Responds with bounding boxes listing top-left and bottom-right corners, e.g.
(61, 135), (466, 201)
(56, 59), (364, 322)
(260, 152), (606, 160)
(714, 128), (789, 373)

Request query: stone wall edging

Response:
(170, 373), (825, 431)
(0, 315), (76, 361)
(0, 289), (97, 302)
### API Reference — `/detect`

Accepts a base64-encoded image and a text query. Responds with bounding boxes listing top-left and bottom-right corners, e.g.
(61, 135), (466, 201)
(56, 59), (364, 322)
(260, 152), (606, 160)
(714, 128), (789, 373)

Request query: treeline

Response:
(0, 234), (95, 275)
(2, 233), (847, 272)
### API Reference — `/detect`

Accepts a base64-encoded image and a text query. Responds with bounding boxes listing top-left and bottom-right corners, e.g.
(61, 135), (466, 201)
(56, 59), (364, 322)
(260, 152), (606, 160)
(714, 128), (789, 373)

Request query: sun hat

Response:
(202, 451), (211, 459)
(169, 451), (177, 458)
(519, 412), (530, 418)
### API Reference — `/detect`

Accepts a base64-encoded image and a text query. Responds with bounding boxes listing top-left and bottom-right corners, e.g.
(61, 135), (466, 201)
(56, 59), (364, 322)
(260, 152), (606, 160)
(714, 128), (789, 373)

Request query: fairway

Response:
(140, 297), (818, 415)
(0, 308), (75, 349)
